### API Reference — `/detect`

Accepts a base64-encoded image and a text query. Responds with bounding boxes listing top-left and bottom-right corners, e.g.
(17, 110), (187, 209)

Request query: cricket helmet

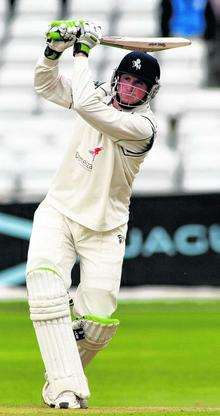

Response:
(111, 51), (160, 107)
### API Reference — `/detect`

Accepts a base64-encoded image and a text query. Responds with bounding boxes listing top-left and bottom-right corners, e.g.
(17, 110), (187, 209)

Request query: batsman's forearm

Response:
(34, 55), (59, 96)
(34, 55), (73, 109)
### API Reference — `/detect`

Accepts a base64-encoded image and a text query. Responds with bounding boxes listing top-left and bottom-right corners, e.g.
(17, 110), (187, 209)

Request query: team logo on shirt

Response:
(117, 234), (125, 244)
(75, 152), (93, 170)
(132, 58), (142, 70)
(89, 147), (103, 162)
(75, 147), (103, 171)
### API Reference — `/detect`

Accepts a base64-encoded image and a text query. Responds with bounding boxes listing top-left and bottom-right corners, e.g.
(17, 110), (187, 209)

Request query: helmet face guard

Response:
(111, 71), (160, 108)
(111, 51), (160, 108)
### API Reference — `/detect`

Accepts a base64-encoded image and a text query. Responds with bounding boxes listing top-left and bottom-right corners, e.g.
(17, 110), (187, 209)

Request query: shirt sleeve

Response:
(72, 57), (154, 143)
(34, 54), (73, 109)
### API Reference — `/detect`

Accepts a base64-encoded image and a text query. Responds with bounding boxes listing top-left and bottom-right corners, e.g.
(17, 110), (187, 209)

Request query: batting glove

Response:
(44, 19), (81, 60)
(74, 20), (102, 57)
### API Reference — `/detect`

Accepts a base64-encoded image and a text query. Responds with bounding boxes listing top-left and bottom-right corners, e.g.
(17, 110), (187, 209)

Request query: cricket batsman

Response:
(26, 19), (160, 409)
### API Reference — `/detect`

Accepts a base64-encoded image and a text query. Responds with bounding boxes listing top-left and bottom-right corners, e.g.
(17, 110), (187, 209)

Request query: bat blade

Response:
(100, 37), (191, 52)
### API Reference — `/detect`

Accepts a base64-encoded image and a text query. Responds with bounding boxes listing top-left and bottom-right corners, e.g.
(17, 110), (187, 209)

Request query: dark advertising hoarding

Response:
(0, 193), (220, 287)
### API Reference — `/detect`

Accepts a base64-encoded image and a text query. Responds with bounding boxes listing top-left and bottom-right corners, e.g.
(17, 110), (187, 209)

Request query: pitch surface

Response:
(1, 300), (220, 415)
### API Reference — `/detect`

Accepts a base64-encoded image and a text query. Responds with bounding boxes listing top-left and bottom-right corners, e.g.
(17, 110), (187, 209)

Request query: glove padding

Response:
(45, 19), (81, 54)
(74, 20), (102, 56)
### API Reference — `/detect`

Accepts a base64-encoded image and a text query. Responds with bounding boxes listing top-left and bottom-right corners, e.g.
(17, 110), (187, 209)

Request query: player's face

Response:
(117, 73), (148, 105)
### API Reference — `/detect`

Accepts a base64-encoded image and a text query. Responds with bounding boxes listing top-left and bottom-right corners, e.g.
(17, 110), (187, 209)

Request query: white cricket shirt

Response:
(34, 55), (157, 231)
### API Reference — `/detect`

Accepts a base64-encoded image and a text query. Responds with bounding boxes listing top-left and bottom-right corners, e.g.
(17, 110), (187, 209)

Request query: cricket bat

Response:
(100, 37), (191, 52)
(48, 29), (191, 52)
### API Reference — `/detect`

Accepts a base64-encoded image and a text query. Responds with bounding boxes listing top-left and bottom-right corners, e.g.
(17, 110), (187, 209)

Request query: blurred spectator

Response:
(159, 0), (207, 37)
(59, 0), (69, 17)
(7, 0), (70, 18)
(160, 0), (172, 36)
(8, 0), (16, 17)
(205, 0), (220, 86)
(204, 0), (216, 40)
(159, 0), (220, 86)
(170, 0), (207, 37)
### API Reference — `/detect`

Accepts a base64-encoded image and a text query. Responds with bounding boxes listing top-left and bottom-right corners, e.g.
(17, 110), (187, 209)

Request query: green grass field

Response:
(1, 300), (220, 416)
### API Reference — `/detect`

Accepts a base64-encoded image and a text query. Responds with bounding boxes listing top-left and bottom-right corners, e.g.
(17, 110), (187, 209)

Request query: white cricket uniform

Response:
(27, 55), (157, 317)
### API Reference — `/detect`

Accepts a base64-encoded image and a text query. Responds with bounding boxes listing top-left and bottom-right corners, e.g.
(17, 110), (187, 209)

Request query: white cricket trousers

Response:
(26, 200), (127, 317)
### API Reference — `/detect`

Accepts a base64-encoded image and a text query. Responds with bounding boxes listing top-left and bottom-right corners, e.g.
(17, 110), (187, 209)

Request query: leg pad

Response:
(72, 315), (119, 367)
(27, 270), (70, 321)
